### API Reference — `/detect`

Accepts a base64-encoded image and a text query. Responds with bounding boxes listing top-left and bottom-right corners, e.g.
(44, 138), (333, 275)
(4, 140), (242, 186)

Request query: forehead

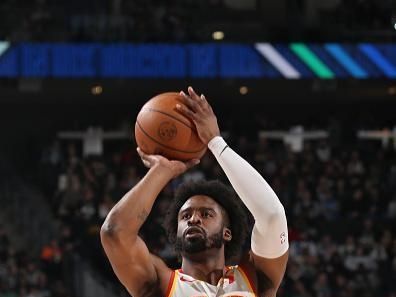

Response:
(179, 195), (222, 213)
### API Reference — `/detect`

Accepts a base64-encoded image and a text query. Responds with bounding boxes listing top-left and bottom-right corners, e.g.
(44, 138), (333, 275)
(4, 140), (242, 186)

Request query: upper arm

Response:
(240, 250), (288, 296)
(251, 250), (288, 295)
(246, 207), (289, 295)
(100, 230), (170, 297)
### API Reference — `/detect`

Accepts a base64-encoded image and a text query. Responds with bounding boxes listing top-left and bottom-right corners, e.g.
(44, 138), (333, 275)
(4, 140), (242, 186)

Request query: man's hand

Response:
(137, 147), (200, 178)
(176, 86), (221, 144)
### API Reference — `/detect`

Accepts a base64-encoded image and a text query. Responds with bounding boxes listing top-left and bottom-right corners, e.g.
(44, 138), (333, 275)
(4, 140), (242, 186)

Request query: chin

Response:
(183, 238), (207, 254)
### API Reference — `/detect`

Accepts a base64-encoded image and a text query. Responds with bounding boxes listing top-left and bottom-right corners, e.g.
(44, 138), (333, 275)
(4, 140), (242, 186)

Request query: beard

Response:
(175, 228), (224, 254)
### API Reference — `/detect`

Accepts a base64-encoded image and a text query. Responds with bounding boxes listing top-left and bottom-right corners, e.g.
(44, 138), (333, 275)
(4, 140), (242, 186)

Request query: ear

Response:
(223, 228), (232, 242)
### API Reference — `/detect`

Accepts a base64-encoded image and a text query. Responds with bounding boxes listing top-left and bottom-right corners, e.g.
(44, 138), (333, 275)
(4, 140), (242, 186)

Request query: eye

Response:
(182, 213), (191, 220)
(202, 211), (212, 218)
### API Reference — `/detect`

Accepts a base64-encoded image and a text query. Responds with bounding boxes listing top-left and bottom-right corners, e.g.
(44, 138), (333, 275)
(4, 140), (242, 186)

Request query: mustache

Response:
(184, 226), (206, 237)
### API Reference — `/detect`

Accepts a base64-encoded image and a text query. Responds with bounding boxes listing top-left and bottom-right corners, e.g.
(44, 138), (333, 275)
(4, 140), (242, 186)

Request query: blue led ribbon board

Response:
(0, 43), (394, 79)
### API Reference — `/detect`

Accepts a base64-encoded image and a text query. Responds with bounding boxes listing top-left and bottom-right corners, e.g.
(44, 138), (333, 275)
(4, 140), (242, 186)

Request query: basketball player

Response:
(101, 87), (289, 297)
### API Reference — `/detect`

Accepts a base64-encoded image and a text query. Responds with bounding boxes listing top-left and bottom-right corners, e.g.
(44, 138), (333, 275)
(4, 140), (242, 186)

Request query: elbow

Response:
(100, 221), (115, 236)
(100, 219), (138, 249)
(270, 204), (286, 221)
(257, 204), (286, 227)
(100, 213), (122, 240)
(100, 221), (118, 240)
(100, 211), (136, 243)
(100, 220), (129, 247)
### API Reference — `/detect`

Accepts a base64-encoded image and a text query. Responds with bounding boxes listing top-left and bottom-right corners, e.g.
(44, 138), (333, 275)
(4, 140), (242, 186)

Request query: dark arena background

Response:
(1, 1), (396, 297)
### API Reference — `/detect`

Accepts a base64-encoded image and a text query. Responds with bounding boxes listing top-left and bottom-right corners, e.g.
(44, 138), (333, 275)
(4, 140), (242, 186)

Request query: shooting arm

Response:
(209, 136), (288, 292)
(100, 165), (174, 296)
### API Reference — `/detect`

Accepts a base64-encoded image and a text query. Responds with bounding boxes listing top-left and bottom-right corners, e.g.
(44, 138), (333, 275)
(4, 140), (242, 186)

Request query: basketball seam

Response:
(136, 121), (206, 154)
(143, 107), (195, 131)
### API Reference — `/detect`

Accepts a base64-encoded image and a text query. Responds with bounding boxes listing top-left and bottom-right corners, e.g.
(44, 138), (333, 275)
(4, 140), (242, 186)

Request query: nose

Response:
(187, 212), (202, 226)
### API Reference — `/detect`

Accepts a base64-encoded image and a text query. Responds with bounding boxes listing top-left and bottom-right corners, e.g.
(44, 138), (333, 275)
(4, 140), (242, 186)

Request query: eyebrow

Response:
(179, 207), (216, 215)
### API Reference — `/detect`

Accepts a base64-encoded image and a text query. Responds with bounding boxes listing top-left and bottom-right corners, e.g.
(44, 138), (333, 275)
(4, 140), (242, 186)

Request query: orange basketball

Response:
(135, 92), (207, 161)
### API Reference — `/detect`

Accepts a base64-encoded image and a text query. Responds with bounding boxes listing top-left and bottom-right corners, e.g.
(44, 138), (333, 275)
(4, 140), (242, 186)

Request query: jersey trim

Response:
(165, 270), (177, 297)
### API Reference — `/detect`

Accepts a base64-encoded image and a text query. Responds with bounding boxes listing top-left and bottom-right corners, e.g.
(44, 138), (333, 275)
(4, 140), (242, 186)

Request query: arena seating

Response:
(0, 0), (392, 42)
(31, 128), (396, 297)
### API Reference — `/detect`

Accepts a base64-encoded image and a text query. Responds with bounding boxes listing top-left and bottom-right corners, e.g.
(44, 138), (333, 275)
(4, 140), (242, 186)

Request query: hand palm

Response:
(155, 156), (189, 175)
(137, 148), (199, 178)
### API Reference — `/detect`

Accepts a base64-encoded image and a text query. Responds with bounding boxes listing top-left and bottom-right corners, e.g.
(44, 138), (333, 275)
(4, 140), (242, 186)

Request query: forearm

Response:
(209, 137), (283, 221)
(101, 165), (173, 238)
(208, 136), (289, 258)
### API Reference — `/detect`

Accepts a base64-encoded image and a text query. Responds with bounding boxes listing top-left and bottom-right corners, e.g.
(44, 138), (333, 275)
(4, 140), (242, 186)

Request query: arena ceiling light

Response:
(91, 85), (103, 95)
(212, 31), (224, 40)
(239, 86), (248, 95)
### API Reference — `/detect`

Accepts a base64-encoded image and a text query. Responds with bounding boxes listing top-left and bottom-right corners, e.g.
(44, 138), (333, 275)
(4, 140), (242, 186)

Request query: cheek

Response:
(207, 220), (223, 233)
(176, 222), (185, 236)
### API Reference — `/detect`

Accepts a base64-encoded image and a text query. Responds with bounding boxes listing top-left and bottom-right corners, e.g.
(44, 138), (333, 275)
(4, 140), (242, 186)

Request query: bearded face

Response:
(175, 195), (231, 256)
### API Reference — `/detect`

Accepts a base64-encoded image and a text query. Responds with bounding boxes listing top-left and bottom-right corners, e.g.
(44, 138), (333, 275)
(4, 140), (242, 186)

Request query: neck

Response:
(181, 248), (226, 285)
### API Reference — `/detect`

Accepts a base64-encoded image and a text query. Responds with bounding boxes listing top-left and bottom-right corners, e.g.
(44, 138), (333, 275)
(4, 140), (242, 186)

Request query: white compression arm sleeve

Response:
(208, 136), (289, 258)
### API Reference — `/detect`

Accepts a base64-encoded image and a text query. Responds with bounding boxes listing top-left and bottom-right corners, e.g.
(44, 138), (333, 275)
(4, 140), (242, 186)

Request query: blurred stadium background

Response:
(0, 0), (396, 296)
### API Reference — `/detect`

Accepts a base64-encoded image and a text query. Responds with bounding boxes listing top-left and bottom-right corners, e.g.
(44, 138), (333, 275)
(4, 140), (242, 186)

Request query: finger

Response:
(137, 147), (147, 159)
(180, 91), (200, 112)
(142, 159), (151, 168)
(188, 86), (201, 101)
(176, 103), (197, 121)
(200, 94), (211, 109)
(137, 147), (152, 164)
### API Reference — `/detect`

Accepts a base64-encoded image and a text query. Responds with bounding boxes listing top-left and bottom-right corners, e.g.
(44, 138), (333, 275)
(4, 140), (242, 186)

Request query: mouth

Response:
(184, 227), (204, 237)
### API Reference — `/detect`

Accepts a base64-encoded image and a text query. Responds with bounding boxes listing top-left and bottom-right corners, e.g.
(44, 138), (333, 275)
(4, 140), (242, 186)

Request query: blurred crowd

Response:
(0, 225), (73, 297)
(0, 0), (392, 42)
(0, 0), (223, 42)
(33, 131), (396, 297)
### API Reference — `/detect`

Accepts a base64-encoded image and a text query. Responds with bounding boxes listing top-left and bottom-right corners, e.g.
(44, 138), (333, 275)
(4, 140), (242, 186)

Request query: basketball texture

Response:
(135, 92), (207, 161)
